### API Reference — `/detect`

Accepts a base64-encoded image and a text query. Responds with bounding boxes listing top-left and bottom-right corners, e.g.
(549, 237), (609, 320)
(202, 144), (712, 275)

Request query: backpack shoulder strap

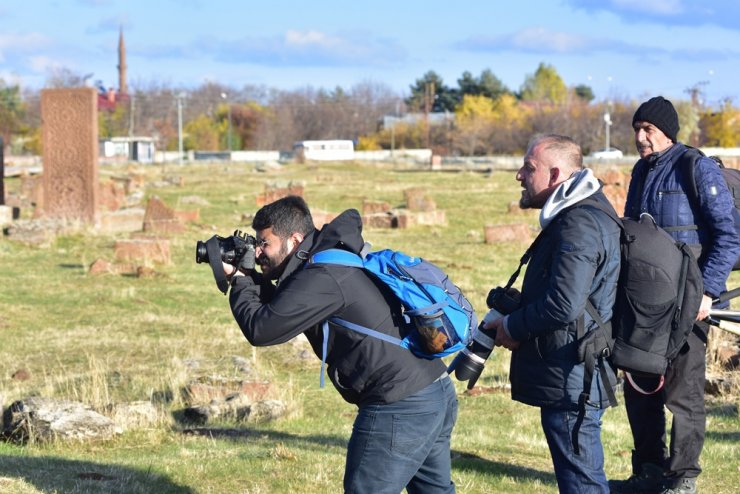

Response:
(677, 146), (706, 205)
(310, 248), (364, 268)
(573, 194), (623, 230)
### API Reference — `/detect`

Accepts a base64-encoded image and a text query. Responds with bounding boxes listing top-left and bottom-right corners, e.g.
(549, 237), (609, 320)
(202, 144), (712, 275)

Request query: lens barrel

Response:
(195, 240), (209, 263)
(447, 308), (502, 389)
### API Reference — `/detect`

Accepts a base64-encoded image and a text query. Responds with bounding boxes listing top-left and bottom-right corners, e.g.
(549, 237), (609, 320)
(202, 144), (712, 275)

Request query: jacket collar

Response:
(645, 142), (685, 167)
(277, 230), (316, 285)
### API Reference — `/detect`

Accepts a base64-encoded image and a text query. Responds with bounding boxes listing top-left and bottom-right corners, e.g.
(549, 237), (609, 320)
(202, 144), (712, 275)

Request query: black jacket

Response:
(507, 190), (620, 410)
(229, 209), (446, 406)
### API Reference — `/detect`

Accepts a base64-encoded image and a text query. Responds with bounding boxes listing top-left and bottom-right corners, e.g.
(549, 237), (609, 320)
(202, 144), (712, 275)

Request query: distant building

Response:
(100, 136), (155, 163)
(293, 140), (355, 162)
(382, 112), (454, 129)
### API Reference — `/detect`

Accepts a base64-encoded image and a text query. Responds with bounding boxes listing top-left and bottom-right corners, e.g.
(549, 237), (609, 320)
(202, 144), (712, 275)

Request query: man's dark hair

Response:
(252, 195), (315, 238)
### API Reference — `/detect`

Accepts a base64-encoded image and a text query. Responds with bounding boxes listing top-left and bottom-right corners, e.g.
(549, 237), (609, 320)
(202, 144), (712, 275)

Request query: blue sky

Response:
(2, 0), (739, 106)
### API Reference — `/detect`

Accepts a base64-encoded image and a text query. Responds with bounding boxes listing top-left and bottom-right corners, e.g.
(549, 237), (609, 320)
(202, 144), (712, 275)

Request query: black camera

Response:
(196, 230), (257, 294)
(447, 286), (520, 389)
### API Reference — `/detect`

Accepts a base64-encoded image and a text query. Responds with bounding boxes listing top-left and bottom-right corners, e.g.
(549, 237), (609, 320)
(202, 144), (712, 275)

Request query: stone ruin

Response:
(1, 88), (201, 274)
(40, 88), (99, 223)
(359, 188), (447, 229)
(1, 352), (290, 444)
(252, 183), (449, 231)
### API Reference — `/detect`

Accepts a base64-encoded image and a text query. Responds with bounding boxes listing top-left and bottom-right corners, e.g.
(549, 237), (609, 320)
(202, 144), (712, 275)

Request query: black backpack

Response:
(678, 146), (740, 270)
(582, 199), (704, 379)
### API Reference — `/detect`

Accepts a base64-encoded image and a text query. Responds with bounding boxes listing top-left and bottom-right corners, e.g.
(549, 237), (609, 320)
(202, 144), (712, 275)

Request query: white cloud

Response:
(510, 27), (590, 53)
(612, 0), (684, 15)
(285, 30), (339, 48)
(0, 32), (50, 51)
(28, 55), (63, 73)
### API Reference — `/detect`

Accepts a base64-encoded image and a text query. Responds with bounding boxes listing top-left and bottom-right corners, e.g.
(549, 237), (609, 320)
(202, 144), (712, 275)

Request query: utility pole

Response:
(221, 92), (232, 152)
(129, 93), (135, 137)
(424, 81), (435, 150)
(0, 136), (4, 205)
(391, 100), (400, 157)
(604, 101), (612, 151)
(177, 92), (185, 166)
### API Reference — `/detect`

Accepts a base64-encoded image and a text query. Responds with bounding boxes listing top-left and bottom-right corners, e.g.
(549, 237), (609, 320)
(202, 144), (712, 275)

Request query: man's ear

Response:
(288, 232), (305, 252)
(548, 167), (561, 187)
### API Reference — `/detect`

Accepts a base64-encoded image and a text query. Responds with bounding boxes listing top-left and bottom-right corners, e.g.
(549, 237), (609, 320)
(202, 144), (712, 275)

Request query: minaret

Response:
(117, 27), (128, 95)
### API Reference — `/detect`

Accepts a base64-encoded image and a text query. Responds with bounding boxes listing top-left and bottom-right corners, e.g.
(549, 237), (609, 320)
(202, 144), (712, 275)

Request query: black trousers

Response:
(623, 324), (707, 480)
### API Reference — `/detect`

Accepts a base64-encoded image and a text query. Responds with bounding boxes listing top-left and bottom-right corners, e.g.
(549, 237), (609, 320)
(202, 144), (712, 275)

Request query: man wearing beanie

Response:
(610, 96), (740, 494)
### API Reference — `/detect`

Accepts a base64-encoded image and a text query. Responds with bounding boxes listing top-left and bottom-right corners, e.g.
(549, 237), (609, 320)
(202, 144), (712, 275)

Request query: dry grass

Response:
(0, 160), (738, 493)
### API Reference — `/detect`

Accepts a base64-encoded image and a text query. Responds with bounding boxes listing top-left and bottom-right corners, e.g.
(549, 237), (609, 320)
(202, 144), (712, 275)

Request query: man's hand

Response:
(487, 317), (520, 351)
(696, 294), (712, 321)
(222, 262), (245, 280)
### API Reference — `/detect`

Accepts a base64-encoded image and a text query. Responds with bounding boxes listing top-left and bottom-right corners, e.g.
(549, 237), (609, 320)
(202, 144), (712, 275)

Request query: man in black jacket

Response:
(223, 196), (457, 494)
(486, 134), (620, 494)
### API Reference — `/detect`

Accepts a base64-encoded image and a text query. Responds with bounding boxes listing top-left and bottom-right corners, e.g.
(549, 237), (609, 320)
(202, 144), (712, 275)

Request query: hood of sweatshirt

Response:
(540, 168), (602, 229)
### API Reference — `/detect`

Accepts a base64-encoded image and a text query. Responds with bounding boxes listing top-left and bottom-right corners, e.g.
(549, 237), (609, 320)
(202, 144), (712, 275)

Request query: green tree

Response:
(0, 79), (25, 147)
(520, 63), (567, 105)
(574, 84), (595, 103)
(457, 69), (510, 100)
(406, 71), (458, 112)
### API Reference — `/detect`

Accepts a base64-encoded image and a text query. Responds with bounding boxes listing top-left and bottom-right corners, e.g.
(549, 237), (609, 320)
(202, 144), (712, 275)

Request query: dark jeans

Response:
(624, 326), (707, 480)
(344, 375), (458, 494)
(541, 407), (609, 493)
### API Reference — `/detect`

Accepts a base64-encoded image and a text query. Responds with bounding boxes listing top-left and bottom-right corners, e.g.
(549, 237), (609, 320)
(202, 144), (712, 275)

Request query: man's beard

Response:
(259, 242), (290, 280)
(519, 189), (533, 209)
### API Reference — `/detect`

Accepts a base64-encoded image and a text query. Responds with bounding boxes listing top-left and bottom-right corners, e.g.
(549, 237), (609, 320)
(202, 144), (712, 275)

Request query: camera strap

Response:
(206, 237), (231, 294)
(504, 224), (550, 290)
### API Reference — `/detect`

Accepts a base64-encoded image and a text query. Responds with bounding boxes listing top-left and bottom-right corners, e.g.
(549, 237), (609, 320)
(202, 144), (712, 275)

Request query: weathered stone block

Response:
(143, 196), (185, 233)
(404, 188), (437, 212)
(98, 180), (126, 211)
(256, 183), (304, 207)
(311, 209), (337, 230)
(412, 210), (447, 226)
(89, 258), (115, 275)
(114, 238), (170, 264)
(98, 208), (145, 233)
(3, 397), (122, 443)
(174, 209), (200, 223)
(484, 223), (535, 244)
(41, 88), (99, 223)
(0, 205), (13, 227)
(143, 218), (186, 234)
(363, 213), (393, 229)
(362, 200), (391, 215)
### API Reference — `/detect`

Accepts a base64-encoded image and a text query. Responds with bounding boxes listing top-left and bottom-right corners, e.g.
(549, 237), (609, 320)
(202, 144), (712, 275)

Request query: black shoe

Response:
(609, 463), (664, 493)
(659, 477), (697, 494)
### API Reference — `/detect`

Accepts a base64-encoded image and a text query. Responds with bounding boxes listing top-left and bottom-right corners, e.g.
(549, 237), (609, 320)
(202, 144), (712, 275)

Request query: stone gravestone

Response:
(41, 88), (99, 223)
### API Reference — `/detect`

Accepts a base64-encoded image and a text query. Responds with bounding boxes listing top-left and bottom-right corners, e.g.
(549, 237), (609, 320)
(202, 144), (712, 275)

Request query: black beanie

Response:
(632, 96), (680, 142)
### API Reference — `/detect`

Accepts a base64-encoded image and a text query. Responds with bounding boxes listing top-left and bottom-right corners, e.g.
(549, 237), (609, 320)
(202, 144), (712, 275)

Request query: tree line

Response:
(1, 63), (738, 157)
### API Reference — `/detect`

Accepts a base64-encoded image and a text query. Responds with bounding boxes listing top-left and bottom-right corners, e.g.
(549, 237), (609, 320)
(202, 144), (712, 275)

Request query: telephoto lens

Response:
(447, 307), (502, 389)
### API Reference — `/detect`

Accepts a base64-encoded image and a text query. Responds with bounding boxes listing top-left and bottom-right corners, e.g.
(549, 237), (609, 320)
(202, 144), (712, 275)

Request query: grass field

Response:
(0, 160), (738, 493)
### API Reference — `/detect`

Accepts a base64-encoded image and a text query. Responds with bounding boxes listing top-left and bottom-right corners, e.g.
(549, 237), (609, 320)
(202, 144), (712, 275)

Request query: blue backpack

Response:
(310, 248), (477, 386)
